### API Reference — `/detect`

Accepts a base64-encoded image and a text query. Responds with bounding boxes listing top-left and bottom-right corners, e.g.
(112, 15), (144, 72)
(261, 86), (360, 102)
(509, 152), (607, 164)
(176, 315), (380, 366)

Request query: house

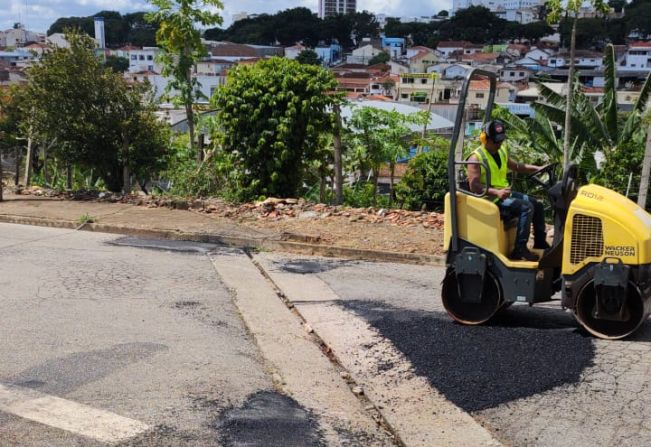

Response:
(436, 41), (481, 59)
(18, 42), (49, 56)
(452, 79), (515, 108)
(284, 44), (306, 60)
(460, 52), (501, 67)
(347, 44), (384, 65)
(116, 46), (161, 73)
(315, 43), (342, 66)
(499, 66), (533, 83)
(408, 47), (439, 73)
(387, 60), (409, 75)
(3, 26), (42, 48)
(0, 31), (7, 48)
(382, 36), (406, 59)
(619, 41), (651, 72)
(427, 63), (469, 80)
(0, 49), (34, 66)
(126, 70), (225, 102)
(548, 50), (603, 69)
(513, 47), (553, 70)
(46, 33), (71, 49)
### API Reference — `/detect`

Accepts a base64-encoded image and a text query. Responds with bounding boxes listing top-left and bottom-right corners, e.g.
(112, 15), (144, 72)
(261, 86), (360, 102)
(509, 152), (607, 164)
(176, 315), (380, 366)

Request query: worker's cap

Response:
(485, 120), (507, 143)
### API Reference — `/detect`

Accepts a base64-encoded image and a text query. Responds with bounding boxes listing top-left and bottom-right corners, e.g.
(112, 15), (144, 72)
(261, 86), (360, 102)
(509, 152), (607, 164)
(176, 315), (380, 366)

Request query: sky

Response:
(2, 0), (451, 34)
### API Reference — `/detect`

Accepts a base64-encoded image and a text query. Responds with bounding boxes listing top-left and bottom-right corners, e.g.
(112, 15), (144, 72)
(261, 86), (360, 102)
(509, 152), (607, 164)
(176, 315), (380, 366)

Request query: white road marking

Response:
(0, 383), (149, 444)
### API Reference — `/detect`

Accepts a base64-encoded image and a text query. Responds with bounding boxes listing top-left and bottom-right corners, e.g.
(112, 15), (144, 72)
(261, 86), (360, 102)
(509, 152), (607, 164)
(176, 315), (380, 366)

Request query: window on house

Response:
(401, 93), (408, 99)
(510, 71), (515, 76)
(148, 65), (153, 71)
(147, 55), (153, 60)
(519, 72), (524, 76)
(476, 93), (485, 98)
(421, 78), (427, 84)
(139, 55), (145, 60)
(403, 78), (414, 84)
(131, 55), (137, 60)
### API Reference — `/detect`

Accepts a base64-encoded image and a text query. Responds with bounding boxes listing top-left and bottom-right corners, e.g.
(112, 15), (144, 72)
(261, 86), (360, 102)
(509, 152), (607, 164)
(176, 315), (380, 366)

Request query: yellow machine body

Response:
(562, 184), (651, 275)
(443, 192), (539, 268)
(444, 184), (651, 273)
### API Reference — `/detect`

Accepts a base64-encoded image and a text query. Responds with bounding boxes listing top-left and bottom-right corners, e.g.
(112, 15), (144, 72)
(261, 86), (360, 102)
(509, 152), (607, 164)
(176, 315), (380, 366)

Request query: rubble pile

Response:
(13, 186), (445, 229)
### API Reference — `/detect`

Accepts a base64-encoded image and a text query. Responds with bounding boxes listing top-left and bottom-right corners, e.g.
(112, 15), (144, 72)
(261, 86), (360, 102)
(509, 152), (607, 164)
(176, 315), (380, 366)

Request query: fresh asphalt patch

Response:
(340, 300), (595, 412)
(215, 391), (325, 447)
(274, 258), (354, 274)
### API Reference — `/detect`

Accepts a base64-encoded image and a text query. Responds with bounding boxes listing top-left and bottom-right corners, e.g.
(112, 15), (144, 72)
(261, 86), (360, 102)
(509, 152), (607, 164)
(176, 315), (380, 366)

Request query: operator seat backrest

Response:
(445, 192), (517, 257)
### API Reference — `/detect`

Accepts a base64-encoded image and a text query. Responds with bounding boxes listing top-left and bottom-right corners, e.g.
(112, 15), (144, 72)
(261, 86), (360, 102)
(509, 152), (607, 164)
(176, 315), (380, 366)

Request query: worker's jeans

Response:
(498, 191), (546, 250)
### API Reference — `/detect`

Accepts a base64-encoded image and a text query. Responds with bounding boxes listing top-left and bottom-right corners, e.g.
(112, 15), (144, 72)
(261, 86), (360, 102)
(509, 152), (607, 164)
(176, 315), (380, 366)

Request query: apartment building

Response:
(318, 0), (356, 19)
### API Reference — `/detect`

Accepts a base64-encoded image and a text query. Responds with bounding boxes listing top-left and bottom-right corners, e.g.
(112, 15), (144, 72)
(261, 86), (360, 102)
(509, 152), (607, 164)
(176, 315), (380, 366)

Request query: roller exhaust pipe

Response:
(575, 280), (651, 340)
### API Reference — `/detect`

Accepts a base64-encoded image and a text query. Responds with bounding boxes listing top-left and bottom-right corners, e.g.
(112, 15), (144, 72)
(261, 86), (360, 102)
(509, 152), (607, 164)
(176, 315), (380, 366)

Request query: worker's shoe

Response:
(510, 247), (539, 261)
(533, 240), (551, 250)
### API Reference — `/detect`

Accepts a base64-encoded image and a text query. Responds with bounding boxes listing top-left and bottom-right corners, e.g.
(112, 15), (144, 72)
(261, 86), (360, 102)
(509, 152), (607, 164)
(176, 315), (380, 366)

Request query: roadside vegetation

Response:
(1, 1), (650, 211)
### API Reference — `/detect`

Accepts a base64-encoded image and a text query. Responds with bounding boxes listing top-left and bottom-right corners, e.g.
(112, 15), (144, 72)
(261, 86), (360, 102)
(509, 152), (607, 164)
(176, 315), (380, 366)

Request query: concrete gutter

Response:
(0, 213), (446, 266)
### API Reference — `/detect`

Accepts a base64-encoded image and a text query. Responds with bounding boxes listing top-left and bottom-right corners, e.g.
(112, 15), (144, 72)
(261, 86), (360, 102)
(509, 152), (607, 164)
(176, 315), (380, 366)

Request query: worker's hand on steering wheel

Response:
(496, 188), (511, 200)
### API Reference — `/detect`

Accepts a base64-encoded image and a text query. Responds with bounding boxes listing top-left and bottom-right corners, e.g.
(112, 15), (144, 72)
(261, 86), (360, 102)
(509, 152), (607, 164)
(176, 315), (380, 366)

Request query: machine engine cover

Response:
(455, 247), (487, 304)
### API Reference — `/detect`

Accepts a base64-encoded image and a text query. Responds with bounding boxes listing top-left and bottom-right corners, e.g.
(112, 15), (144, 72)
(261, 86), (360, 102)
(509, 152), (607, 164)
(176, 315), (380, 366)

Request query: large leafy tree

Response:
(24, 31), (169, 192)
(211, 57), (339, 200)
(438, 6), (507, 43)
(146, 0), (223, 154)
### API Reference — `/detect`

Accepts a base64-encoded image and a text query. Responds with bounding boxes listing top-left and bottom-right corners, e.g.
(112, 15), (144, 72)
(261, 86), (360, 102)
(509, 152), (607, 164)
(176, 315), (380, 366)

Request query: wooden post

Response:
(638, 124), (651, 209)
(14, 147), (20, 186)
(23, 133), (33, 187)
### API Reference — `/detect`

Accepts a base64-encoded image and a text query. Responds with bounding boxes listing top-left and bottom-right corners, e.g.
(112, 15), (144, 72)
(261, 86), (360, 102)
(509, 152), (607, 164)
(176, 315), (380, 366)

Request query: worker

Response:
(467, 120), (549, 261)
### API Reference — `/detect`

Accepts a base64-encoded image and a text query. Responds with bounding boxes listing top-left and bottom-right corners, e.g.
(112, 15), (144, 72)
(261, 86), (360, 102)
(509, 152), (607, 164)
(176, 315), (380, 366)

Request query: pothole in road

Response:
(215, 391), (325, 447)
(340, 300), (595, 412)
(274, 258), (352, 274)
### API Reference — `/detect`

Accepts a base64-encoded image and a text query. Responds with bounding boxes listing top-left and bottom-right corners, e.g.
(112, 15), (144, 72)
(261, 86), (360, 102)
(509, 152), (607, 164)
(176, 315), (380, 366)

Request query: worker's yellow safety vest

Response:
(472, 145), (509, 202)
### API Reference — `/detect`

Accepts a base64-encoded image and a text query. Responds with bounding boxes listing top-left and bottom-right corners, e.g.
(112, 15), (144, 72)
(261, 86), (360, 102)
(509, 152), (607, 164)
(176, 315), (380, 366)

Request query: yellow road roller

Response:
(442, 69), (651, 339)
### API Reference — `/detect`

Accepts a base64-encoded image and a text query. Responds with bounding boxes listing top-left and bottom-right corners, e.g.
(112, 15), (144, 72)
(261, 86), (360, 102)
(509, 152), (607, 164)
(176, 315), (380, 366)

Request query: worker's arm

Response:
(508, 158), (543, 174)
(468, 154), (511, 200)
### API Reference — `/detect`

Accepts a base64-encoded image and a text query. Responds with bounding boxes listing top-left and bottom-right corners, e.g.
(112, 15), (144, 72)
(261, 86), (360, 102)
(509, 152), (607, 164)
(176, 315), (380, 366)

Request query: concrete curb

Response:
(0, 213), (446, 266)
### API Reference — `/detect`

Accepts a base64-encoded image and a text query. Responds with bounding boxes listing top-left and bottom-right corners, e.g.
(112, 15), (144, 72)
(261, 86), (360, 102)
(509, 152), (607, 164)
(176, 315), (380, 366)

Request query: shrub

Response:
(395, 150), (448, 211)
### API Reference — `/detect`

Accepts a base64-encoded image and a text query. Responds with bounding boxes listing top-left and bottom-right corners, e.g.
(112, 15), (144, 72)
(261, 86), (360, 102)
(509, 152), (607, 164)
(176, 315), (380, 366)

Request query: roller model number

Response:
(605, 245), (636, 256)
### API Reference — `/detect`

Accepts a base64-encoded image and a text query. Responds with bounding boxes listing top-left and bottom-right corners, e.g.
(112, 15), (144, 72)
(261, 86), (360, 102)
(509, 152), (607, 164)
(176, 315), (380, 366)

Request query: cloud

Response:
(2, 0), (452, 34)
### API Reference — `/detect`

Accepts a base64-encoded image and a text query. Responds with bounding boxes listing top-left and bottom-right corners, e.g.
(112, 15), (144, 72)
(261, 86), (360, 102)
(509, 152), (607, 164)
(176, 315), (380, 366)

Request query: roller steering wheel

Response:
(527, 162), (559, 189)
(561, 163), (579, 205)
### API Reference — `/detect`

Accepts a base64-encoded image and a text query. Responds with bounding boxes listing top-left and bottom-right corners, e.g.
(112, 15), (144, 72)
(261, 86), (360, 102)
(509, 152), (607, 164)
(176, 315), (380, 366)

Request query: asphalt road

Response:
(266, 253), (651, 447)
(4, 224), (651, 447)
(0, 224), (324, 446)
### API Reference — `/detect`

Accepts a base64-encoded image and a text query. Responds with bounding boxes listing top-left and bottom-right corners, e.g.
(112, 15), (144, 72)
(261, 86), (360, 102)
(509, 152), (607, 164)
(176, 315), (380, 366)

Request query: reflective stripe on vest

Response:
(473, 144), (509, 191)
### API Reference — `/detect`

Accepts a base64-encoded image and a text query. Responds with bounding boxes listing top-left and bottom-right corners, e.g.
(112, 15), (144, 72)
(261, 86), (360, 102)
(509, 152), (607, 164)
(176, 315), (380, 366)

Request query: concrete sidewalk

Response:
(0, 194), (444, 265)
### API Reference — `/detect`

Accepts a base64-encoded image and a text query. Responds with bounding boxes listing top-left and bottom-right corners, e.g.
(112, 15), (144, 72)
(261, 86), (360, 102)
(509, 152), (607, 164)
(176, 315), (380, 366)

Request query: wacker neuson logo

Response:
(605, 245), (636, 257)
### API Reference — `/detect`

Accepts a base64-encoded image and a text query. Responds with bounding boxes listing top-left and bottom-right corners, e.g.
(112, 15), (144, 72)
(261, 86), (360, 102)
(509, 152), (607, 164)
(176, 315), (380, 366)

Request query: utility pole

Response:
(419, 73), (438, 153)
(562, 15), (577, 171)
(638, 123), (651, 209)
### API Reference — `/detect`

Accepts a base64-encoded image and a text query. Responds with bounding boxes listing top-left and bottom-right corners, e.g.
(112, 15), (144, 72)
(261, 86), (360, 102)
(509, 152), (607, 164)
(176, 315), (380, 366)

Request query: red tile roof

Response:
(629, 41), (651, 48)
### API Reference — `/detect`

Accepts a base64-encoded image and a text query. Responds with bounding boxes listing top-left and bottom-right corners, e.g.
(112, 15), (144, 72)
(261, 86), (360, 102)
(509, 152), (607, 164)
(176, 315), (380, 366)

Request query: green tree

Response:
(146, 0), (223, 155)
(24, 31), (169, 192)
(438, 6), (507, 43)
(211, 57), (340, 200)
(438, 10), (449, 17)
(104, 55), (129, 72)
(368, 51), (390, 65)
(395, 144), (449, 211)
(346, 107), (426, 205)
(296, 49), (321, 65)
